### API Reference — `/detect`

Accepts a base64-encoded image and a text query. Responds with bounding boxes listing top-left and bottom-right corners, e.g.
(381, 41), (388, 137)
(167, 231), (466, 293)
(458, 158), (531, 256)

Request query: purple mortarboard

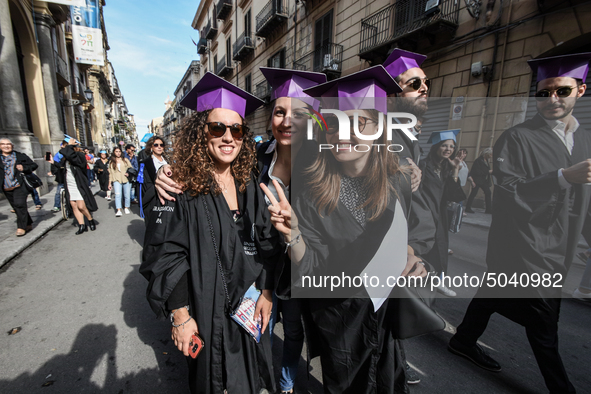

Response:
(180, 72), (264, 118)
(528, 53), (591, 83)
(260, 67), (326, 111)
(302, 66), (401, 113)
(383, 49), (427, 79)
(427, 129), (460, 145)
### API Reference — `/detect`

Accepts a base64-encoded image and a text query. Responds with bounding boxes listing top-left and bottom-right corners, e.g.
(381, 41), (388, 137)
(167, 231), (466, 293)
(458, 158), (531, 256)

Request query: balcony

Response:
(359, 0), (460, 63)
(71, 77), (86, 101)
(233, 33), (254, 61)
(216, 55), (234, 77)
(294, 43), (343, 79)
(54, 50), (70, 87)
(205, 19), (218, 40)
(255, 81), (272, 102)
(197, 37), (208, 55)
(216, 0), (232, 20)
(255, 0), (288, 38)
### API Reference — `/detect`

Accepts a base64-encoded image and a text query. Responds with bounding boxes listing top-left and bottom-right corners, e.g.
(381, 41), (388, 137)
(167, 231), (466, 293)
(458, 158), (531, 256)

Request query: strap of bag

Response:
(202, 197), (233, 313)
(138, 163), (145, 219)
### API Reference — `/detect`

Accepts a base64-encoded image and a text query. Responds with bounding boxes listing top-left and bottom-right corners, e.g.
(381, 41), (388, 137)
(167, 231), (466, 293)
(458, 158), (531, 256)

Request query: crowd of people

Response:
(136, 49), (591, 394)
(2, 48), (590, 394)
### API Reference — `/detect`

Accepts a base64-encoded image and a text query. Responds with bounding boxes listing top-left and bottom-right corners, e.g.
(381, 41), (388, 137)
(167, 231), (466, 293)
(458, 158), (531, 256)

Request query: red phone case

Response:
(189, 334), (204, 359)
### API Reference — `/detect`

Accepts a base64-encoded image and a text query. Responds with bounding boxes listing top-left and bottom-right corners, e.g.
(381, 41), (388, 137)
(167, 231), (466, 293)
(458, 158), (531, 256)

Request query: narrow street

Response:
(0, 200), (589, 393)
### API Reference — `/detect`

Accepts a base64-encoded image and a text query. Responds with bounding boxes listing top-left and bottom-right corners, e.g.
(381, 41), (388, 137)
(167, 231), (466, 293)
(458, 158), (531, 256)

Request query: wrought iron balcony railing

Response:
(359, 0), (460, 60)
(255, 81), (272, 101)
(255, 0), (288, 38)
(216, 55), (234, 77)
(197, 37), (208, 55)
(294, 43), (343, 77)
(205, 19), (218, 40)
(233, 33), (254, 61)
(54, 50), (70, 87)
(216, 0), (232, 20)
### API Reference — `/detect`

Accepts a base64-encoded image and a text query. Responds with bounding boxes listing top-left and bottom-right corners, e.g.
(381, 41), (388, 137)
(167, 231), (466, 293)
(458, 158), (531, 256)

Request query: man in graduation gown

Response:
(383, 49), (436, 258)
(448, 53), (591, 394)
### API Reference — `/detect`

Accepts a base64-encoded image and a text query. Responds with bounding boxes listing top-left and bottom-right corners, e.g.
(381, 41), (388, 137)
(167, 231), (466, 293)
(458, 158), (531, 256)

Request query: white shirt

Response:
(152, 155), (167, 172)
(458, 161), (469, 187)
(543, 116), (580, 189)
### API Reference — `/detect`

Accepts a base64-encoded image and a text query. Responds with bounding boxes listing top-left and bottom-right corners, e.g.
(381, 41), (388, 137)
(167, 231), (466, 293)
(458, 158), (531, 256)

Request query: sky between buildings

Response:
(103, 0), (200, 140)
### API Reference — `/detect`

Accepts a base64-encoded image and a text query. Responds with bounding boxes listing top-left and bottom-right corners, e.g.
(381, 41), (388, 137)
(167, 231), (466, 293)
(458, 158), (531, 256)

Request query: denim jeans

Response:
(112, 181), (131, 210)
(53, 184), (63, 209)
(30, 188), (42, 206)
(130, 183), (136, 201)
(270, 297), (304, 392)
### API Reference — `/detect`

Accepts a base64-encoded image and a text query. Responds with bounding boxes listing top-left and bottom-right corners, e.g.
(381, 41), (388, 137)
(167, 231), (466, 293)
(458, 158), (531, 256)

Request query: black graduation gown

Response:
(140, 174), (281, 394)
(292, 174), (413, 394)
(140, 157), (158, 222)
(469, 156), (491, 186)
(485, 114), (591, 299)
(419, 160), (466, 273)
(390, 128), (421, 165)
(94, 159), (110, 191)
(59, 145), (98, 212)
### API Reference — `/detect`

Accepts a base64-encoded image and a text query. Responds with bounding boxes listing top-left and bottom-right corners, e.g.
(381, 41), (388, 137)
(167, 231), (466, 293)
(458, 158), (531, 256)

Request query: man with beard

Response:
(384, 49), (429, 169)
(382, 49), (435, 387)
(448, 53), (591, 394)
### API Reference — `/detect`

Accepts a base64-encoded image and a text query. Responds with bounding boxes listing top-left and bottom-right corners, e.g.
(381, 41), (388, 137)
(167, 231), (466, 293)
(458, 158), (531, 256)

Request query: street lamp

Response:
(61, 88), (94, 107)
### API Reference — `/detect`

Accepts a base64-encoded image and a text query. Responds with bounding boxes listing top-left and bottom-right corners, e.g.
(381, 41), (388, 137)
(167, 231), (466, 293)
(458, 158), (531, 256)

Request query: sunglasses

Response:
(206, 122), (247, 140)
(152, 143), (164, 147)
(325, 115), (377, 135)
(405, 77), (431, 91)
(535, 86), (577, 101)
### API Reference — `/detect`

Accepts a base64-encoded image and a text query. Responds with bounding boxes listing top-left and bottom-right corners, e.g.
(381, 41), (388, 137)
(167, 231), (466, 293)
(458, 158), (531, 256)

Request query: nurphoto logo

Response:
(306, 109), (419, 153)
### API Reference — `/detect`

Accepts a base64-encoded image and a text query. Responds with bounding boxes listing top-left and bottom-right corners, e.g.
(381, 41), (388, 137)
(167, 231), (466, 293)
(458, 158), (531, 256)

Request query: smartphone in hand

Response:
(189, 334), (204, 359)
(45, 152), (51, 161)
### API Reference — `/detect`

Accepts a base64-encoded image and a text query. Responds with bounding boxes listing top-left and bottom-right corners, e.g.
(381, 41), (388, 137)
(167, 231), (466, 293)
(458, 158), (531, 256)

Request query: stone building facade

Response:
(191, 0), (590, 206)
(0, 0), (136, 194)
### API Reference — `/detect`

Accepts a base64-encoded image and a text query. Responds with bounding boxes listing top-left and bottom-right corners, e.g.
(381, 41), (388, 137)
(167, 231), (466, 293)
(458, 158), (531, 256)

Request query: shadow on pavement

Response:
(120, 264), (188, 392)
(0, 323), (173, 393)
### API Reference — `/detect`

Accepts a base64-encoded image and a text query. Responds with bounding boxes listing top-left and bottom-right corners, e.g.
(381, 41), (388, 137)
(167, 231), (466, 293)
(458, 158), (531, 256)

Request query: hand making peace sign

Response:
(259, 179), (297, 238)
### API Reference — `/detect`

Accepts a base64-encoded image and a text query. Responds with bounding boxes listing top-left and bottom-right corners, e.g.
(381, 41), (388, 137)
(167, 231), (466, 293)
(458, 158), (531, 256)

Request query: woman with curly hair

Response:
(140, 73), (281, 394)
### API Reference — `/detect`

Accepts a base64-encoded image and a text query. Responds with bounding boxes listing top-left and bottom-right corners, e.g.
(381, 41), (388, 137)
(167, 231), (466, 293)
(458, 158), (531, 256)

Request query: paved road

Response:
(0, 198), (589, 393)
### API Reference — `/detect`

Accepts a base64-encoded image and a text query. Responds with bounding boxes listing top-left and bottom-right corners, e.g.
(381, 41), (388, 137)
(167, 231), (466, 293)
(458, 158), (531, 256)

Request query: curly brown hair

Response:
(172, 109), (256, 196)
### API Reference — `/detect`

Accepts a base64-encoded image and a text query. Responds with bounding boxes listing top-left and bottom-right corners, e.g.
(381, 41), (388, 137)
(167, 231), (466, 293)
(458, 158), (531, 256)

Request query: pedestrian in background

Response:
(60, 138), (97, 235)
(137, 136), (155, 163)
(465, 147), (493, 214)
(94, 150), (111, 200)
(124, 144), (139, 204)
(419, 130), (466, 297)
(0, 137), (37, 236)
(109, 146), (132, 217)
(48, 140), (67, 213)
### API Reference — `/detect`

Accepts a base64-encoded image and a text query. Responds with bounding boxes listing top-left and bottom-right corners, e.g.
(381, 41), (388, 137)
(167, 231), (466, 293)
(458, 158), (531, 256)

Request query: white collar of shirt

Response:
(543, 116), (579, 154)
(152, 155), (167, 171)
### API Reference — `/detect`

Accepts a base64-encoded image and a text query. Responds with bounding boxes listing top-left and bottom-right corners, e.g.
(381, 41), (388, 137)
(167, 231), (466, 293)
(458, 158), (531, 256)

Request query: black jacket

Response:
(0, 151), (38, 193)
(469, 155), (491, 186)
(60, 145), (98, 212)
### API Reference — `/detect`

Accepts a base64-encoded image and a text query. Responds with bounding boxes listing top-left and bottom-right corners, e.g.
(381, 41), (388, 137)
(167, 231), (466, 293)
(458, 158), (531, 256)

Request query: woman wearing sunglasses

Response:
(140, 136), (168, 222)
(263, 66), (429, 394)
(140, 73), (281, 394)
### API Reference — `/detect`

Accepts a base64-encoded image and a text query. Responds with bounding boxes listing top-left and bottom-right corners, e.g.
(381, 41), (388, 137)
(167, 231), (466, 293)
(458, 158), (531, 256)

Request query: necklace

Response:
(215, 174), (233, 193)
